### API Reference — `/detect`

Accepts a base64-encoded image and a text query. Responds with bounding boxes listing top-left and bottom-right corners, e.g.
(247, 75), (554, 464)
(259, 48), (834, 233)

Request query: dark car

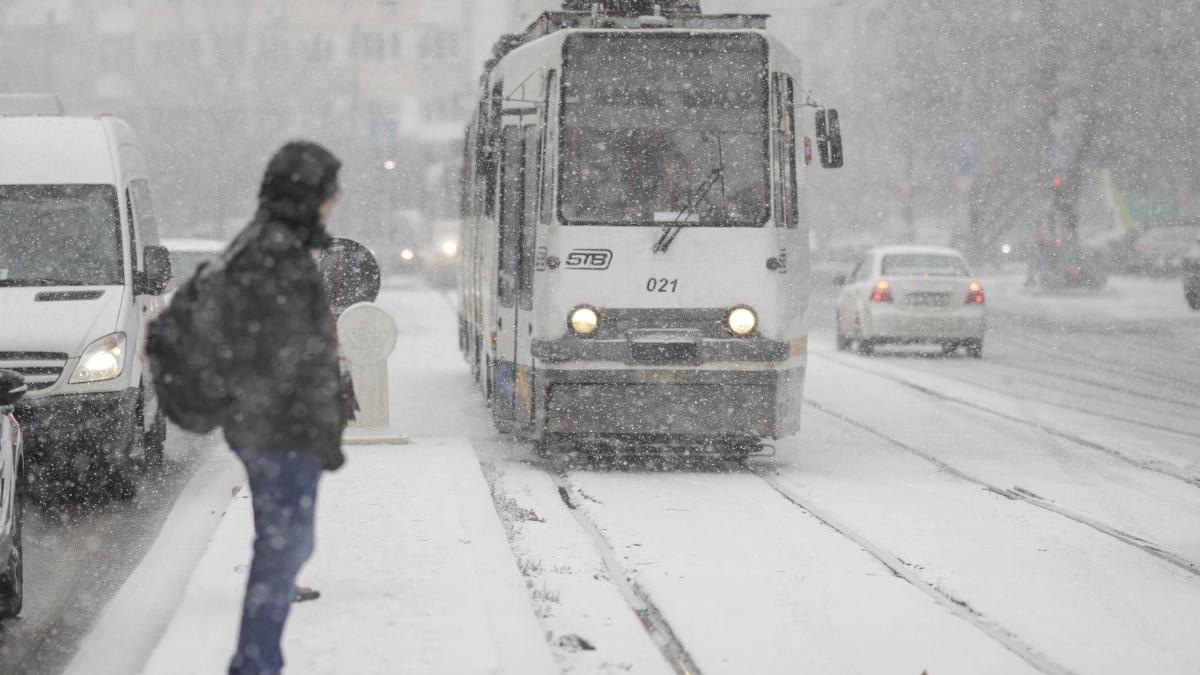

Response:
(0, 370), (27, 619)
(1131, 226), (1200, 277)
(1184, 238), (1200, 310)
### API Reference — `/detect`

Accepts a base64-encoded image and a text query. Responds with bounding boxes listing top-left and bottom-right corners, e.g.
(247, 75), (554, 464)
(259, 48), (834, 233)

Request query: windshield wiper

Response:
(653, 166), (725, 254)
(654, 133), (728, 254)
(0, 278), (90, 288)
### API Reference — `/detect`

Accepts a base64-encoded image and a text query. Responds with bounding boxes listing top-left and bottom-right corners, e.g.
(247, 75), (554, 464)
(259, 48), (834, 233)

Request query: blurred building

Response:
(0, 0), (513, 247)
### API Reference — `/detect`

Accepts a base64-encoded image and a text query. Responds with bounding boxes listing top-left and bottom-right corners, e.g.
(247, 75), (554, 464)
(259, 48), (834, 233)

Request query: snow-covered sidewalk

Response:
(74, 438), (555, 675)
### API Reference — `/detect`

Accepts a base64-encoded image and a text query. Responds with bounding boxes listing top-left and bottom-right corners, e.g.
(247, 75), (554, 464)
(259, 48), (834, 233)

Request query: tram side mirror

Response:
(321, 238), (382, 315)
(816, 108), (844, 169)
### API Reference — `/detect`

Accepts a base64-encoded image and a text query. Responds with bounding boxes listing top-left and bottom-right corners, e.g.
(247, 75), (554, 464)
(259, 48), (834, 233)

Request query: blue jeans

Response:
(229, 449), (323, 675)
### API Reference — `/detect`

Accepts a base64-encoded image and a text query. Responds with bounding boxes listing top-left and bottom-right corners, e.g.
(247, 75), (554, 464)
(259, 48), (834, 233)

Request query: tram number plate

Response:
(907, 293), (950, 307)
(646, 278), (679, 293)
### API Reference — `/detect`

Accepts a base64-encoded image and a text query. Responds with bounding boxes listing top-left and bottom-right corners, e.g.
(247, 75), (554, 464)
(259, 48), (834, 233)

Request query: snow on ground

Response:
(805, 354), (1200, 565)
(767, 403), (1200, 674)
(477, 451), (675, 675)
(139, 440), (556, 675)
(67, 279), (1200, 675)
(984, 273), (1200, 328)
(564, 468), (1040, 675)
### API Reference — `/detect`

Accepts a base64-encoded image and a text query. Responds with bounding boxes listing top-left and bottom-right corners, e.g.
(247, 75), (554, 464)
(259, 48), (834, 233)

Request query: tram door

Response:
(495, 122), (541, 426)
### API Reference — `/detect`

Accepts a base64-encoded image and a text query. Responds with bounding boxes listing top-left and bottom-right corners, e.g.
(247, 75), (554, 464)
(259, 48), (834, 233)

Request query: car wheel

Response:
(0, 482), (24, 619)
(835, 312), (852, 351)
(857, 338), (875, 356)
(966, 338), (984, 359)
(1187, 287), (1200, 311)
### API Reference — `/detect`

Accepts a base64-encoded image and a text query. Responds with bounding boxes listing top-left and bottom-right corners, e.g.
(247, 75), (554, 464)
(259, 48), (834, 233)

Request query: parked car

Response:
(0, 370), (27, 619)
(162, 238), (224, 293)
(0, 111), (172, 499)
(836, 246), (987, 357)
(1130, 225), (1200, 277)
(1184, 237), (1200, 310)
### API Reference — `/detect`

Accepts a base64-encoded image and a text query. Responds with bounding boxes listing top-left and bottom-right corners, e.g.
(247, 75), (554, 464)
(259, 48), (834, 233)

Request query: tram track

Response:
(797, 397), (1200, 580)
(813, 352), (1200, 488)
(746, 463), (1076, 675)
(546, 468), (703, 675)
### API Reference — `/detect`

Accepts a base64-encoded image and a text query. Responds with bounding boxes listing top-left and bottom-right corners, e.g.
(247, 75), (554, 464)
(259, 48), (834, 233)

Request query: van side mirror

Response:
(833, 274), (847, 287)
(138, 245), (173, 295)
(0, 370), (27, 407)
(815, 108), (844, 169)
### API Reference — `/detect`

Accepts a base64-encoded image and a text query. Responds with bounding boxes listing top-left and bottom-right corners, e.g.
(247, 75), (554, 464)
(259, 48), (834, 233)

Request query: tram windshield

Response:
(560, 33), (770, 227)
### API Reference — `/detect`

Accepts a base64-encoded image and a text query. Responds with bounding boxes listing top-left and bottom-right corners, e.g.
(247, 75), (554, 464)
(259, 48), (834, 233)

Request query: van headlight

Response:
(70, 332), (127, 384)
(726, 306), (758, 336)
(569, 306), (600, 336)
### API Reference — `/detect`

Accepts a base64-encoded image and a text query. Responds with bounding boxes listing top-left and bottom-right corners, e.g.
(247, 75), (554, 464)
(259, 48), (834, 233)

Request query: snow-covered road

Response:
(18, 274), (1200, 675)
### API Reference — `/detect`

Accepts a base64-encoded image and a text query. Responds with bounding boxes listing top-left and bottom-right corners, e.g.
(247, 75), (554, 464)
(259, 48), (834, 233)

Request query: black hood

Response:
(258, 141), (342, 249)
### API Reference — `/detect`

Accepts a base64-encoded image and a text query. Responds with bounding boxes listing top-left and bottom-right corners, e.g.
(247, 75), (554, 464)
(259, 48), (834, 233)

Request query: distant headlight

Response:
(70, 332), (126, 384)
(441, 240), (459, 257)
(726, 306), (758, 336)
(569, 306), (600, 336)
(401, 249), (415, 261)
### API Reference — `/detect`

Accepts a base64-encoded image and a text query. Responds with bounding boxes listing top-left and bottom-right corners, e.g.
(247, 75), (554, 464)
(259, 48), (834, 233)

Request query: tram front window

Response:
(560, 33), (770, 227)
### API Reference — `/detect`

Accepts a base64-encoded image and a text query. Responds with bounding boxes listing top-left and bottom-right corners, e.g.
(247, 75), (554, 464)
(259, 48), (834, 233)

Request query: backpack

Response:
(145, 256), (237, 434)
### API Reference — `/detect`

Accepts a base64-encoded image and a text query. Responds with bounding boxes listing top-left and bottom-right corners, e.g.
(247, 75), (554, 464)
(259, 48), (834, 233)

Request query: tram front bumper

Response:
(538, 368), (796, 438)
(532, 335), (791, 365)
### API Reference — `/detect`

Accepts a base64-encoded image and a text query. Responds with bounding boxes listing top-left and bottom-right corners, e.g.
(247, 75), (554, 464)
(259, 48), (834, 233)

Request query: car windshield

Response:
(881, 254), (970, 277)
(560, 33), (770, 227)
(0, 184), (123, 286)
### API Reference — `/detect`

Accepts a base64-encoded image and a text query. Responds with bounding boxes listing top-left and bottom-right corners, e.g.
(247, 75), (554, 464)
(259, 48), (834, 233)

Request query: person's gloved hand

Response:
(322, 447), (346, 472)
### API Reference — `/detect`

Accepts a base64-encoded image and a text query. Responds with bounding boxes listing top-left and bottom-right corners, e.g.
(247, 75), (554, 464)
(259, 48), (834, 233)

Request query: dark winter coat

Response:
(220, 142), (345, 470)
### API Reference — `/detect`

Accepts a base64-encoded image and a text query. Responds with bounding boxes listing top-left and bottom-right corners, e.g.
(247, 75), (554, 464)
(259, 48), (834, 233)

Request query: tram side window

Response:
(774, 74), (800, 228)
(521, 124), (541, 310)
(498, 125), (524, 307)
(485, 83), (504, 217)
(540, 70), (558, 225)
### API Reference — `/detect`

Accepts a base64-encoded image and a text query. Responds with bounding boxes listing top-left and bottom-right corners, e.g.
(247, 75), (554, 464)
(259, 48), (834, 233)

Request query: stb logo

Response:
(564, 249), (613, 271)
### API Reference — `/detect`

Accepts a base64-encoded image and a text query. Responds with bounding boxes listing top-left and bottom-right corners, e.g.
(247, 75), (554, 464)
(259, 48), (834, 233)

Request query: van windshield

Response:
(0, 185), (123, 287)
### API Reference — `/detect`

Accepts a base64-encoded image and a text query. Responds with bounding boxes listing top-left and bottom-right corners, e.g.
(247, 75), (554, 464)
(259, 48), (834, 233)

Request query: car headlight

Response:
(569, 306), (600, 336)
(70, 332), (127, 384)
(726, 306), (758, 336)
(401, 248), (415, 261)
(441, 240), (459, 257)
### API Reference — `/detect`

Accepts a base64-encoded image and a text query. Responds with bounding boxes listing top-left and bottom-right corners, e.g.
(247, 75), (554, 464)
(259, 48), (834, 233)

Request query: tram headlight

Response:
(569, 306), (600, 336)
(726, 306), (758, 337)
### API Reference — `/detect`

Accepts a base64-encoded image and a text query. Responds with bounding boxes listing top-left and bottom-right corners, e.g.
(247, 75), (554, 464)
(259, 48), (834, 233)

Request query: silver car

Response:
(0, 369), (26, 619)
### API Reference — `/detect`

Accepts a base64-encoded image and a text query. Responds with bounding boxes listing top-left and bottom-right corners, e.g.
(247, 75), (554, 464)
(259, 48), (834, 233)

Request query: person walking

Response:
(222, 141), (347, 675)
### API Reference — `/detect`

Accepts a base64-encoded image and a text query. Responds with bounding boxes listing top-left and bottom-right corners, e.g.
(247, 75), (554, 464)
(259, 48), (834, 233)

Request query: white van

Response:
(0, 111), (172, 499)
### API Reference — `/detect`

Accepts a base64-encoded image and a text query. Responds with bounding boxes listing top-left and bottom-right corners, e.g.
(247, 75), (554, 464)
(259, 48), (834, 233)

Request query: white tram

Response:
(458, 1), (844, 453)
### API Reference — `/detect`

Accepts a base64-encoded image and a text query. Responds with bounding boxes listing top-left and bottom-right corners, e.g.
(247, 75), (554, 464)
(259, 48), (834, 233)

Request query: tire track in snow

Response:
(828, 350), (1200, 441)
(798, 398), (1200, 580)
(547, 469), (704, 675)
(748, 465), (1077, 675)
(815, 352), (1200, 488)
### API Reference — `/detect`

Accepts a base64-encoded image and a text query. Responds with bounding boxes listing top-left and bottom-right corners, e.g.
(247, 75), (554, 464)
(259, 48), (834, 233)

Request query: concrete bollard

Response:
(337, 302), (405, 445)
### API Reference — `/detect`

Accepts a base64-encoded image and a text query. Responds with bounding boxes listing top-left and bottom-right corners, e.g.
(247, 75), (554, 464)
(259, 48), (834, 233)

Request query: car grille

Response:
(0, 352), (68, 392)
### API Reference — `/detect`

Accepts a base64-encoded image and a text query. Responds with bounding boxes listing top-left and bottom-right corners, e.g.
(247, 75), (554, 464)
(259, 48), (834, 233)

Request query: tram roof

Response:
(481, 10), (772, 84)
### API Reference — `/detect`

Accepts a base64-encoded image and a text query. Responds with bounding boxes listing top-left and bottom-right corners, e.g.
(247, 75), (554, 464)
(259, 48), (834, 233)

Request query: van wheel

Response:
(140, 390), (166, 471)
(0, 484), (24, 619)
